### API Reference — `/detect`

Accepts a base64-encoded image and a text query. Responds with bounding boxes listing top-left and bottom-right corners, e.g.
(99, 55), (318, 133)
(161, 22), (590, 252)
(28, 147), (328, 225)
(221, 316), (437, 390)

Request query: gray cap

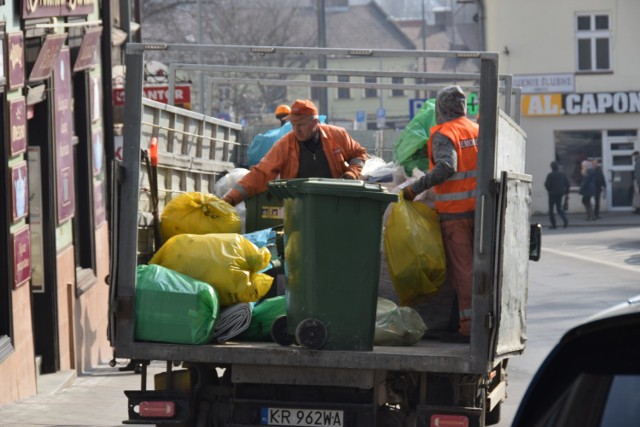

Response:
(436, 85), (467, 124)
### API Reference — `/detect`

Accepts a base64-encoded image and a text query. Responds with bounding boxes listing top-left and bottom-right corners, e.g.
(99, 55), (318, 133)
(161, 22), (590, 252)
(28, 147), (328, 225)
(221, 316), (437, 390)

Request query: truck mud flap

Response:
(124, 390), (190, 424)
(416, 405), (482, 427)
(231, 399), (376, 426)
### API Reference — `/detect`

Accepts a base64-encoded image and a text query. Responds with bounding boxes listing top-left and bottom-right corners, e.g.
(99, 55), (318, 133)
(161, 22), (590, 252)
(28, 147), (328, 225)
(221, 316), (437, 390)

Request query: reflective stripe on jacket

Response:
(428, 116), (479, 214)
(226, 124), (366, 204)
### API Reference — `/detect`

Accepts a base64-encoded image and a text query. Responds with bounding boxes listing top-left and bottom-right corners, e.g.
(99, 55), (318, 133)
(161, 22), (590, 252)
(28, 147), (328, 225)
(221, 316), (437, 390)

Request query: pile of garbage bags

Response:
(136, 97), (449, 346)
(135, 191), (276, 344)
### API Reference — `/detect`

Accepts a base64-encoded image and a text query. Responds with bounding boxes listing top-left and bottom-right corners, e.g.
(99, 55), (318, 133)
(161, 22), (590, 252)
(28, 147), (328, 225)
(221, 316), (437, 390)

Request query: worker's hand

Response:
(403, 186), (417, 201)
(341, 170), (357, 180)
(222, 195), (236, 206)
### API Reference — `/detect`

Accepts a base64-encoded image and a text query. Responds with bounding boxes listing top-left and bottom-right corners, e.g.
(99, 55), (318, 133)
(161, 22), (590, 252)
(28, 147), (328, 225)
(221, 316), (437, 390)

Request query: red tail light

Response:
(139, 401), (175, 418)
(431, 414), (469, 427)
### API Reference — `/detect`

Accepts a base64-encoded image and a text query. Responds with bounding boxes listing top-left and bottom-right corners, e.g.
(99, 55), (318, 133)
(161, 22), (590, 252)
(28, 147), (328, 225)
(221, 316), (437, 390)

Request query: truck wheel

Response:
(271, 315), (293, 346)
(295, 318), (327, 350)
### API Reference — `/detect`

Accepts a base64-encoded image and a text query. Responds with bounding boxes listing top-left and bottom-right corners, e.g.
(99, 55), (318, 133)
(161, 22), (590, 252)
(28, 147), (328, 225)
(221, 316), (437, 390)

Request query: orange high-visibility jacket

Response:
(226, 124), (367, 204)
(428, 116), (479, 214)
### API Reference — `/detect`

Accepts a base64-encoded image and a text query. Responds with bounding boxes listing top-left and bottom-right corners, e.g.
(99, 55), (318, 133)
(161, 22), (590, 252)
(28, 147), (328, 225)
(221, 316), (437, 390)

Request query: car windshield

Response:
(600, 375), (640, 425)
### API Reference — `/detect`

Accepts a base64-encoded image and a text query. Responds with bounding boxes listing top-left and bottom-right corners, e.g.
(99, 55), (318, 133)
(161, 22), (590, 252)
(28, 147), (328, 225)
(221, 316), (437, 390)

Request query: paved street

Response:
(497, 211), (640, 426)
(0, 211), (638, 427)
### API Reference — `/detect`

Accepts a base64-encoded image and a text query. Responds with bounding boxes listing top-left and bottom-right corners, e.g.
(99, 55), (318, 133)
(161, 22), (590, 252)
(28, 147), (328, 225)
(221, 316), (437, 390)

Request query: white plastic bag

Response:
(374, 298), (427, 346)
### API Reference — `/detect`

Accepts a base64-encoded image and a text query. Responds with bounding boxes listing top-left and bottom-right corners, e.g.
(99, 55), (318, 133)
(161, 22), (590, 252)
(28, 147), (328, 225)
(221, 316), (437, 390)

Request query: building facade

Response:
(483, 0), (640, 214)
(0, 0), (114, 405)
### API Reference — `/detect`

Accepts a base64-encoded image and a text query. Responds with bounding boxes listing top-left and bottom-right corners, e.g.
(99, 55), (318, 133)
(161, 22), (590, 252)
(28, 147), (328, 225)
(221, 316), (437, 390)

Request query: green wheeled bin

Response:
(268, 178), (397, 351)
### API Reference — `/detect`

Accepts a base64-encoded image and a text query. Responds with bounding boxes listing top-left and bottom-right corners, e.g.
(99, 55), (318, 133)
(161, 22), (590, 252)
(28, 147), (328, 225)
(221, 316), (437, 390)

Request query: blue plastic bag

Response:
(247, 123), (292, 167)
(247, 116), (327, 167)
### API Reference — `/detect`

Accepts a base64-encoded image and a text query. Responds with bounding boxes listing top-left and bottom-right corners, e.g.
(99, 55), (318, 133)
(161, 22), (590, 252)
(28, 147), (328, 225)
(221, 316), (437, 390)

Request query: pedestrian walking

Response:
(592, 158), (606, 219)
(579, 160), (597, 220)
(544, 161), (570, 229)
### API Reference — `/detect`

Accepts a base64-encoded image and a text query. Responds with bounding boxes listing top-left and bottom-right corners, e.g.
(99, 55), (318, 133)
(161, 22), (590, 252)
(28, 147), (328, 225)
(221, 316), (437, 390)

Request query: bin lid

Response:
(268, 178), (398, 203)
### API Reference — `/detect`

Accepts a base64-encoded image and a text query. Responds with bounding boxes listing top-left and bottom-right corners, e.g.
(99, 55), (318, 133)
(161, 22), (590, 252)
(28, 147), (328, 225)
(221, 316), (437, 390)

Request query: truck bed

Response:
(116, 339), (475, 374)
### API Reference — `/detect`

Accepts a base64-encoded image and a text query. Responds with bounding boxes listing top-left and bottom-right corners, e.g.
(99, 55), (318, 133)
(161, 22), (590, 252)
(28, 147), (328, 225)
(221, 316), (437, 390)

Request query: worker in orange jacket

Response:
(274, 104), (291, 127)
(404, 85), (479, 344)
(223, 99), (367, 206)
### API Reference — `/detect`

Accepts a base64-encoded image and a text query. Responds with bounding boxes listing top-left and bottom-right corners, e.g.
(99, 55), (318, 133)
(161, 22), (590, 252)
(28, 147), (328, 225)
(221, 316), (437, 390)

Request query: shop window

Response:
(554, 130), (602, 187)
(72, 72), (99, 295)
(337, 75), (350, 99)
(364, 76), (377, 98)
(576, 13), (611, 72)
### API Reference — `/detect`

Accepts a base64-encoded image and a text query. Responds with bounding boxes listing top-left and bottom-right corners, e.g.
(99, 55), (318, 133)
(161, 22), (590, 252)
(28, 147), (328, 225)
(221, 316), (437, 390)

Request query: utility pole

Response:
(197, 0), (205, 114)
(317, 0), (328, 119)
(421, 0), (428, 99)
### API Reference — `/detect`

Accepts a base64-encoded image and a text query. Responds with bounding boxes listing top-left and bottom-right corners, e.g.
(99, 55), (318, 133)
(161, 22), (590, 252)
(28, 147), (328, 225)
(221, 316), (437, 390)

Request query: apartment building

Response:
(483, 0), (640, 214)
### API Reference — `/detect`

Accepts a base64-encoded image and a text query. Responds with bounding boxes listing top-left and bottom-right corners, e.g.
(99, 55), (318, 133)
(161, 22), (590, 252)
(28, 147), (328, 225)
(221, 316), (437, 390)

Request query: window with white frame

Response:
(576, 13), (611, 72)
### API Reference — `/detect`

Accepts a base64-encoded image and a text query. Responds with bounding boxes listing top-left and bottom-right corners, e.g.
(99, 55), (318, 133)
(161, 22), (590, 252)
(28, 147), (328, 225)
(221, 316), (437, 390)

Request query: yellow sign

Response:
(522, 94), (563, 116)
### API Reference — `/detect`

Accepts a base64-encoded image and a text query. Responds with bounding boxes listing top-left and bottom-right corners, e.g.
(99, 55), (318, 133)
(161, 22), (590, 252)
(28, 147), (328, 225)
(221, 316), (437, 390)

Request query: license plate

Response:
(260, 407), (344, 426)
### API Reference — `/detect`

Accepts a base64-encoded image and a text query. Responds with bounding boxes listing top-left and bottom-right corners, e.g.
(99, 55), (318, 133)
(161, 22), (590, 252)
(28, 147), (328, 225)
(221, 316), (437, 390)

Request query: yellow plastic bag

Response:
(160, 192), (241, 241)
(149, 233), (273, 307)
(383, 192), (446, 306)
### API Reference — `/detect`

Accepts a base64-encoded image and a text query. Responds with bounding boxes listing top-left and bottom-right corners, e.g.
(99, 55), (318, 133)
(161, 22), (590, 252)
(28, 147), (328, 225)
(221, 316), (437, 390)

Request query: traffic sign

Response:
(376, 108), (386, 129)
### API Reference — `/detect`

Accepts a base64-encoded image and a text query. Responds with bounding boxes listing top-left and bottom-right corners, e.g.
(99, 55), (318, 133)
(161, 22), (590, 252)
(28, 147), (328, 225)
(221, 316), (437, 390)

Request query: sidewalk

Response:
(0, 360), (165, 427)
(0, 211), (638, 427)
(532, 210), (640, 229)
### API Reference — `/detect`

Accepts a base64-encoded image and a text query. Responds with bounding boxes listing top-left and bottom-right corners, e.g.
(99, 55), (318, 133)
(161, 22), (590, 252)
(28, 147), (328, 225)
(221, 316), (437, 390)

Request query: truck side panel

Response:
(493, 111), (530, 358)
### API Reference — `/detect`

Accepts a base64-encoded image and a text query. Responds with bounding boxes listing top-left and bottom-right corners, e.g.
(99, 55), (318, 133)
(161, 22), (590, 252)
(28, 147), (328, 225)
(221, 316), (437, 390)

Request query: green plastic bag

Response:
(375, 298), (427, 346)
(236, 296), (286, 341)
(393, 99), (436, 176)
(135, 264), (220, 344)
(383, 192), (446, 306)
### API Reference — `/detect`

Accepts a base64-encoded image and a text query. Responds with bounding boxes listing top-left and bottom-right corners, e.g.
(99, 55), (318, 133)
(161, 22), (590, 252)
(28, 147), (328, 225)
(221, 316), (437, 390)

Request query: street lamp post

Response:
(317, 0), (328, 118)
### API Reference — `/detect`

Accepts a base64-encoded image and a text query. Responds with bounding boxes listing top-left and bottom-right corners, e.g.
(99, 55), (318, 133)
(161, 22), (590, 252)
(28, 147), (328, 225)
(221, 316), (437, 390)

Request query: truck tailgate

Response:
(116, 340), (473, 374)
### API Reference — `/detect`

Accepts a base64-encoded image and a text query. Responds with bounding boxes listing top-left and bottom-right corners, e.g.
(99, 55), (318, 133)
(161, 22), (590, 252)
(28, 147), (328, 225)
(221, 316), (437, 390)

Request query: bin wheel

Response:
(271, 315), (293, 346)
(295, 318), (328, 350)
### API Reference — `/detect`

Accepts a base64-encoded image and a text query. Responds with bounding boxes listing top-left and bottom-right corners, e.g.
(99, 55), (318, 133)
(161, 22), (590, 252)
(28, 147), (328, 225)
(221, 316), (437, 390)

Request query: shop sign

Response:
(112, 84), (192, 107)
(9, 97), (27, 156)
(12, 225), (32, 289)
(11, 161), (29, 223)
(29, 33), (67, 82)
(512, 73), (574, 94)
(73, 26), (101, 72)
(522, 91), (640, 117)
(53, 48), (76, 224)
(22, 0), (95, 19)
(7, 32), (25, 89)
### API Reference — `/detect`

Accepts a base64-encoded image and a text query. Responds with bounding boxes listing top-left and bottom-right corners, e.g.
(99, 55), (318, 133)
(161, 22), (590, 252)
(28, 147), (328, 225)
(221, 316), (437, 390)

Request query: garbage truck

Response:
(109, 43), (540, 426)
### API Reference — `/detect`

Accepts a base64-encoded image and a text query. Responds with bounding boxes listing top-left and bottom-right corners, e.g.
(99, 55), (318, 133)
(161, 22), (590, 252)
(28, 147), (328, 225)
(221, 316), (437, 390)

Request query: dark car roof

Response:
(512, 295), (640, 427)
